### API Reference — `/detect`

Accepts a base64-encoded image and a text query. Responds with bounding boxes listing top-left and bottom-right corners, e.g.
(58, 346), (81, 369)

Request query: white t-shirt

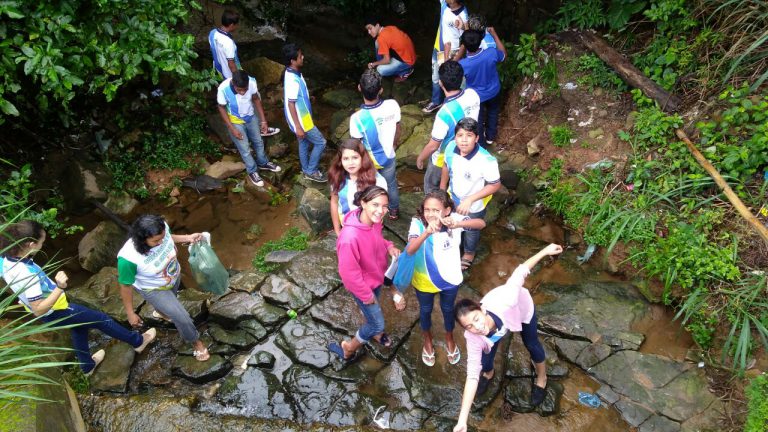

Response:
(430, 88), (481, 166)
(117, 224), (181, 292)
(283, 68), (315, 133)
(349, 99), (401, 169)
(1, 256), (68, 316)
(439, 3), (468, 52)
(408, 213), (469, 293)
(210, 29), (238, 79)
(216, 77), (259, 124)
(444, 140), (501, 213)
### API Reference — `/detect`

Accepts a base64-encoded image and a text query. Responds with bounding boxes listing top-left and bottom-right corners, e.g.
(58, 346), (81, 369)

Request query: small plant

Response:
(267, 188), (290, 207)
(246, 224), (264, 240)
(549, 125), (574, 147)
(555, 0), (607, 30)
(63, 366), (89, 394)
(575, 54), (627, 92)
(744, 374), (768, 432)
(252, 228), (309, 273)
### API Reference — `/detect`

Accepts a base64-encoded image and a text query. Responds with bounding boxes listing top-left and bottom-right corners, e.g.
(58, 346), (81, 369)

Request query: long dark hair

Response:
(130, 214), (166, 255)
(328, 138), (377, 195)
(416, 190), (455, 225)
(454, 298), (483, 324)
(352, 185), (388, 208)
(0, 220), (45, 257)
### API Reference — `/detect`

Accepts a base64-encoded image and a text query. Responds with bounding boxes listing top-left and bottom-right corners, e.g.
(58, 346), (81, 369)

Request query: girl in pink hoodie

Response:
(452, 243), (563, 432)
(329, 186), (402, 361)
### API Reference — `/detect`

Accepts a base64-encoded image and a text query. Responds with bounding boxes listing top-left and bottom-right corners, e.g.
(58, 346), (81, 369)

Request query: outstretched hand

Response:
(543, 243), (564, 256)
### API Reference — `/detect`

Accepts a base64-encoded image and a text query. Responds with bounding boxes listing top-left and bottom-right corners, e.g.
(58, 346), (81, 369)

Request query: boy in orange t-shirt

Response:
(365, 18), (416, 82)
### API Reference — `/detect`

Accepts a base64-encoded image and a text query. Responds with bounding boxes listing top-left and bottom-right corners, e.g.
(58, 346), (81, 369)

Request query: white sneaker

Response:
(86, 349), (106, 376)
(135, 327), (157, 353)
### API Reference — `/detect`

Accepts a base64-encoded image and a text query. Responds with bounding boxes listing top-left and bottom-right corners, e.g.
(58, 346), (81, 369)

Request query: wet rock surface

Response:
(260, 274), (313, 311)
(78, 221), (126, 273)
(67, 267), (143, 324)
(90, 340), (136, 393)
(172, 355), (232, 384)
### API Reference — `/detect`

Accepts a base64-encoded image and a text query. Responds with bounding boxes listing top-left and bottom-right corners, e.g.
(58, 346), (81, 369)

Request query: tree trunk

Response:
(574, 30), (681, 112)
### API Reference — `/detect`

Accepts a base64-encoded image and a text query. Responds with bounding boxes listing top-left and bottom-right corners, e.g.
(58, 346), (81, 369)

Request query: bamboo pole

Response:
(675, 129), (768, 244)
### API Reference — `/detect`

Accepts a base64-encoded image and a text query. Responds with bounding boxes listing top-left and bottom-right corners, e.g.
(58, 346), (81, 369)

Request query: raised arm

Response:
(522, 243), (563, 270)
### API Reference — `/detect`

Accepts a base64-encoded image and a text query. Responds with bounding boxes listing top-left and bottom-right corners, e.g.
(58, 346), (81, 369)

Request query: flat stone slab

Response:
(247, 351), (276, 369)
(592, 351), (689, 395)
(228, 269), (269, 294)
(251, 292), (288, 328)
(67, 267), (142, 324)
(506, 335), (568, 378)
(275, 316), (345, 370)
(260, 275), (313, 311)
(90, 340), (136, 393)
(216, 368), (296, 420)
(208, 292), (260, 328)
(615, 397), (654, 427)
(640, 415), (681, 432)
(171, 355), (232, 384)
(537, 282), (650, 346)
(238, 319), (268, 342)
(503, 378), (564, 416)
(208, 323), (257, 350)
(265, 250), (301, 264)
(284, 247), (342, 298)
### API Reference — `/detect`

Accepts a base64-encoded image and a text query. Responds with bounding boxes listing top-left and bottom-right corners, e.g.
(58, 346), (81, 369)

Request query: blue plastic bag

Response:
(392, 220), (424, 292)
(188, 233), (229, 295)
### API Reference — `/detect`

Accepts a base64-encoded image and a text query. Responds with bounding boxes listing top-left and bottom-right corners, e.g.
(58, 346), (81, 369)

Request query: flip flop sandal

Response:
(461, 258), (473, 271)
(261, 126), (280, 137)
(193, 348), (210, 362)
(421, 348), (436, 367)
(446, 346), (461, 365)
(376, 333), (393, 348)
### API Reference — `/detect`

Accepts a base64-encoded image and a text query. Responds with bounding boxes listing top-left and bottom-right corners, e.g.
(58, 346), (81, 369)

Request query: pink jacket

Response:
(464, 264), (535, 380)
(336, 209), (394, 303)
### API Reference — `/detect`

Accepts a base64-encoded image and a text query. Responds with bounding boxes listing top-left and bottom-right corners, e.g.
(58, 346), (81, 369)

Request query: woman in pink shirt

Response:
(452, 243), (563, 432)
(329, 186), (402, 361)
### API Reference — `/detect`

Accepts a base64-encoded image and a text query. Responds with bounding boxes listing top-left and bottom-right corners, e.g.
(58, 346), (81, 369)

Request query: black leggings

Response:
(481, 312), (546, 372)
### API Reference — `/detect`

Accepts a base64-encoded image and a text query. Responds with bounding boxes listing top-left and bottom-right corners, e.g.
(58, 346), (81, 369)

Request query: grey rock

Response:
(285, 247), (342, 298)
(138, 289), (208, 326)
(208, 292), (259, 328)
(554, 338), (590, 363)
(228, 269), (268, 294)
(104, 192), (139, 216)
(505, 336), (569, 378)
(208, 323), (257, 350)
(275, 316), (344, 370)
(597, 384), (620, 405)
(575, 343), (612, 369)
(61, 159), (110, 208)
(250, 293), (288, 327)
(89, 340), (135, 393)
(238, 319), (268, 342)
(264, 250), (301, 264)
(205, 161), (245, 180)
(650, 369), (718, 422)
(321, 88), (358, 109)
(67, 267), (142, 324)
(640, 415), (681, 432)
(260, 275), (313, 311)
(615, 398), (654, 427)
(247, 351), (276, 369)
(216, 368), (295, 420)
(181, 175), (223, 193)
(171, 355), (232, 384)
(241, 56), (284, 87)
(298, 188), (332, 234)
(78, 221), (126, 273)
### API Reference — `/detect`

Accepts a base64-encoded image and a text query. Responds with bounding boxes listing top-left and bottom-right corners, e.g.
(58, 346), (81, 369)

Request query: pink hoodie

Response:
(464, 264), (535, 381)
(337, 209), (394, 303)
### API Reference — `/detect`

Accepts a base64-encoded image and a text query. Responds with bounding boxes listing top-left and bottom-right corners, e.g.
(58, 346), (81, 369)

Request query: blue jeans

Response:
(298, 127), (326, 175)
(352, 287), (385, 344)
(44, 303), (143, 373)
(414, 288), (458, 332)
(478, 92), (502, 143)
(227, 118), (269, 174)
(379, 161), (400, 211)
(424, 158), (443, 195)
(462, 208), (487, 254)
(136, 285), (199, 343)
(375, 41), (413, 77)
(481, 312), (545, 372)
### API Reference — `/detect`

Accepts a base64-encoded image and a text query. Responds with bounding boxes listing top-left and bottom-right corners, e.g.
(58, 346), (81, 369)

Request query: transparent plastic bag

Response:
(188, 233), (229, 295)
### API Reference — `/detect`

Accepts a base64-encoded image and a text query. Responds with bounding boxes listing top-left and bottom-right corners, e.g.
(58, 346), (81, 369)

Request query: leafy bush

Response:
(0, 0), (202, 124)
(745, 374), (768, 431)
(549, 125), (574, 147)
(575, 54), (628, 92)
(252, 228), (309, 273)
(555, 0), (607, 30)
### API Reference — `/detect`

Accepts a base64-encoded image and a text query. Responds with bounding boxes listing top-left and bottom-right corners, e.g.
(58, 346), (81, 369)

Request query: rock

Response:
(503, 378), (563, 416)
(615, 397), (654, 427)
(228, 269), (269, 293)
(266, 140), (289, 159)
(208, 292), (259, 328)
(251, 293), (288, 327)
(554, 338), (590, 363)
(275, 316), (344, 370)
(575, 342), (612, 369)
(396, 112), (422, 143)
(640, 415), (681, 432)
(373, 360), (414, 409)
(484, 184), (510, 225)
(537, 282), (651, 345)
(139, 288), (208, 325)
(298, 187), (332, 234)
(238, 319), (268, 341)
(282, 365), (384, 426)
(216, 368), (296, 419)
(180, 175), (224, 193)
(527, 130), (545, 156)
(387, 407), (430, 431)
(516, 181), (539, 205)
(104, 192), (139, 216)
(208, 323), (257, 349)
(332, 112), (352, 142)
(649, 369), (718, 422)
(396, 119), (434, 168)
(505, 203), (534, 233)
(588, 128), (605, 139)
(264, 250), (301, 264)
(207, 113), (231, 144)
(505, 336), (568, 378)
(60, 159), (110, 209)
(591, 351), (689, 396)
(260, 275), (313, 311)
(597, 384), (620, 405)
(321, 88), (358, 109)
(78, 221), (126, 273)
(67, 267), (142, 324)
(247, 351), (276, 369)
(171, 355), (232, 384)
(89, 340), (136, 393)
(679, 400), (726, 432)
(598, 109), (609, 118)
(285, 247), (341, 298)
(241, 57), (284, 87)
(205, 161), (246, 180)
